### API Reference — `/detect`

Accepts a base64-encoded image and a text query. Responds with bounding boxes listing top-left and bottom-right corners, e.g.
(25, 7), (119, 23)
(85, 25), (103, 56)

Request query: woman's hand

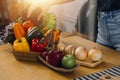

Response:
(27, 1), (54, 23)
(22, 0), (73, 25)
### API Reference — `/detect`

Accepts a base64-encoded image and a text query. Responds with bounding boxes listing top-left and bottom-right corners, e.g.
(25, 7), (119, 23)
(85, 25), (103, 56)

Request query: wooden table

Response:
(0, 32), (120, 80)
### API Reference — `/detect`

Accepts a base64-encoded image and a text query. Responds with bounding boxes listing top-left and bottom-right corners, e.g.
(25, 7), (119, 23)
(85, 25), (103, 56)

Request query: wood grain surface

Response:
(0, 32), (120, 80)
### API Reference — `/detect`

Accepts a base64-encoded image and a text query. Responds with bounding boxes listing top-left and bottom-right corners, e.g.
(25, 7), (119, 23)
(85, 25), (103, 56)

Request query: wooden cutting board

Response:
(60, 34), (104, 68)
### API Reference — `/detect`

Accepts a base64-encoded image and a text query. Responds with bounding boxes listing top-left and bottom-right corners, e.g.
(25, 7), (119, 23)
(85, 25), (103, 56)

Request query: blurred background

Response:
(0, 0), (39, 25)
(0, 0), (97, 44)
(0, 0), (23, 25)
(0, 0), (86, 30)
(0, 0), (84, 38)
(0, 0), (24, 44)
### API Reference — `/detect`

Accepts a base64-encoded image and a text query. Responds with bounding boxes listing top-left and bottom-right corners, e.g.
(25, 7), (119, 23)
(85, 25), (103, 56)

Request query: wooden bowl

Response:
(11, 49), (41, 61)
(11, 49), (80, 72)
(38, 56), (80, 72)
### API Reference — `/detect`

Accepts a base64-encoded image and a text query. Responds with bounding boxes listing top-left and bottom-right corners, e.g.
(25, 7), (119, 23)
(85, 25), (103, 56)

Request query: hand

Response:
(27, 1), (53, 23)
(22, 4), (41, 25)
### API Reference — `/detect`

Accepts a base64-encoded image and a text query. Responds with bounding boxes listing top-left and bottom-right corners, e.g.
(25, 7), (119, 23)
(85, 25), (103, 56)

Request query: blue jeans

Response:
(96, 9), (120, 51)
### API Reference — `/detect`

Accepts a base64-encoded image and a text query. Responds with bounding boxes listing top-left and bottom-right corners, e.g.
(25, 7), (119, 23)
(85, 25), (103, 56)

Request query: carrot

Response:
(53, 29), (61, 43)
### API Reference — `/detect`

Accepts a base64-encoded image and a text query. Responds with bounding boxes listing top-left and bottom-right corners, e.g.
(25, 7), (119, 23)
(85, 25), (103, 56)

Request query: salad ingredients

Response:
(23, 20), (34, 32)
(88, 47), (103, 61)
(64, 45), (74, 54)
(53, 29), (61, 43)
(13, 37), (30, 52)
(47, 50), (64, 67)
(26, 26), (42, 44)
(61, 54), (76, 69)
(56, 42), (66, 51)
(75, 47), (88, 61)
(31, 38), (47, 52)
(40, 12), (57, 30)
(13, 22), (26, 39)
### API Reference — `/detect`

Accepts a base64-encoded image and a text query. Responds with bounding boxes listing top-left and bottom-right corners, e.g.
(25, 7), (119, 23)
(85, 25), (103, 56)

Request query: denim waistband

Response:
(98, 9), (120, 18)
(99, 9), (120, 15)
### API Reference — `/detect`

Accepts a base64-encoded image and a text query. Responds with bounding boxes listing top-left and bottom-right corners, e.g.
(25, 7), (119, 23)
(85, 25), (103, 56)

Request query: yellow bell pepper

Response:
(13, 37), (30, 52)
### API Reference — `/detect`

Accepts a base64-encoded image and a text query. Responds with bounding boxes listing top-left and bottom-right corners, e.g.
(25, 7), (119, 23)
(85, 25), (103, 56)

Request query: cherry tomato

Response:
(23, 20), (34, 32)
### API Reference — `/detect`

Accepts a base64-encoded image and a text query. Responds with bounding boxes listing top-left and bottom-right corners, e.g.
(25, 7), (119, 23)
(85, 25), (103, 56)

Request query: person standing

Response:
(97, 0), (120, 51)
(27, 0), (120, 51)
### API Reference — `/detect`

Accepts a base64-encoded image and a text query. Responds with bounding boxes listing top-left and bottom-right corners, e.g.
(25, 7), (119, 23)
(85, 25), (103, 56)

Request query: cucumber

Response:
(26, 26), (43, 45)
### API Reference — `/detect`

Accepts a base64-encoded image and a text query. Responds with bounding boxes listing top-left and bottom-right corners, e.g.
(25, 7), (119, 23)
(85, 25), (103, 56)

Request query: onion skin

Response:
(75, 47), (88, 61)
(88, 47), (103, 62)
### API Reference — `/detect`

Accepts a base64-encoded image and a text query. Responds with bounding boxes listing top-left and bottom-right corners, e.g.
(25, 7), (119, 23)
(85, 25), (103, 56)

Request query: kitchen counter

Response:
(0, 32), (120, 80)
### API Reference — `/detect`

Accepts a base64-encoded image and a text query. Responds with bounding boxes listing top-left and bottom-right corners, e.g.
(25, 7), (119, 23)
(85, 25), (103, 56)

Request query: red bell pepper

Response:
(31, 38), (47, 52)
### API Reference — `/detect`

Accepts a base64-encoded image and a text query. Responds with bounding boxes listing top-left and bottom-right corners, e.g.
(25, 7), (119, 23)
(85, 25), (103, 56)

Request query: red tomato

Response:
(23, 20), (34, 32)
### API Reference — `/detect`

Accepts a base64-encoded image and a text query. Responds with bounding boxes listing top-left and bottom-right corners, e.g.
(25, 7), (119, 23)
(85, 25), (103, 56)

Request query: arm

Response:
(27, 0), (74, 22)
(51, 0), (74, 5)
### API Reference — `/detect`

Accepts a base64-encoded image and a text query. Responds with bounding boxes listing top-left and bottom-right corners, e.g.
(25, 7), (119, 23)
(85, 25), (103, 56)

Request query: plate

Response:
(38, 56), (80, 72)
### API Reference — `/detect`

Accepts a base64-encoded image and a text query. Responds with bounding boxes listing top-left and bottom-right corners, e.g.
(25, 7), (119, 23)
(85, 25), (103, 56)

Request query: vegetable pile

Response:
(12, 12), (77, 70)
(13, 12), (61, 53)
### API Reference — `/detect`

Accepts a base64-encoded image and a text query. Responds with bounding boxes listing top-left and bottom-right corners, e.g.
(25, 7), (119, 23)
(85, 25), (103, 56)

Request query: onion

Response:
(88, 47), (103, 61)
(74, 47), (88, 61)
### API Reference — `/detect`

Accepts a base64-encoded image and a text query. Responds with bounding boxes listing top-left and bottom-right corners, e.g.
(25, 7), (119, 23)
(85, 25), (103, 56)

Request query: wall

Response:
(6, 0), (23, 21)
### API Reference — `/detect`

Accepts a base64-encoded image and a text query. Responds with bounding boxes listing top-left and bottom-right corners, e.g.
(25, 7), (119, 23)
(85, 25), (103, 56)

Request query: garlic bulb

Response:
(57, 42), (66, 51)
(74, 47), (88, 61)
(64, 45), (76, 55)
(88, 47), (102, 61)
